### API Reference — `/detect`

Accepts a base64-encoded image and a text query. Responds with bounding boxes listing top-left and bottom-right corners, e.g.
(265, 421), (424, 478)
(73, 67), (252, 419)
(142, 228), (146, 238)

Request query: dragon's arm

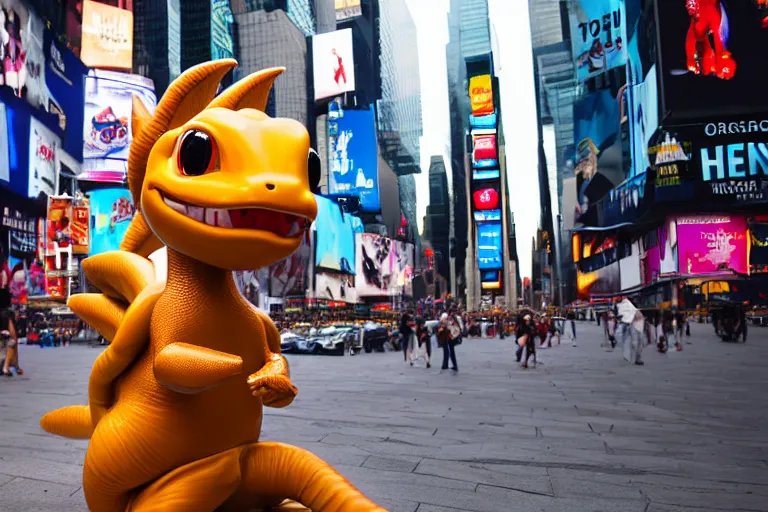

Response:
(247, 311), (297, 408)
(154, 342), (243, 394)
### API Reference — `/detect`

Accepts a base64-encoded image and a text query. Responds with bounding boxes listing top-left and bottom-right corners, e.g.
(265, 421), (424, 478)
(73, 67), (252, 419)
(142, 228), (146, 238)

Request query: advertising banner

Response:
(43, 27), (89, 161)
(597, 173), (649, 226)
(211, 0), (235, 61)
(314, 195), (359, 273)
(472, 134), (497, 168)
(83, 70), (157, 181)
(473, 169), (500, 181)
(577, 261), (620, 299)
(65, 0), (83, 55)
(269, 230), (311, 297)
(573, 88), (626, 220)
(677, 214), (748, 276)
(28, 117), (60, 199)
(355, 233), (395, 296)
(474, 209), (501, 223)
(656, 1), (768, 122)
(473, 187), (499, 211)
(335, 0), (362, 21)
(627, 65), (658, 178)
(88, 188), (134, 255)
(71, 203), (90, 255)
(477, 222), (503, 270)
(46, 196), (73, 250)
(80, 0), (133, 70)
(469, 111), (497, 130)
(0, 103), (7, 182)
(315, 272), (356, 302)
(392, 241), (414, 297)
(0, 0), (35, 97)
(481, 270), (501, 290)
(568, 0), (627, 82)
(750, 222), (768, 274)
(468, 74), (493, 116)
(312, 29), (356, 101)
(327, 107), (379, 211)
(2, 206), (44, 304)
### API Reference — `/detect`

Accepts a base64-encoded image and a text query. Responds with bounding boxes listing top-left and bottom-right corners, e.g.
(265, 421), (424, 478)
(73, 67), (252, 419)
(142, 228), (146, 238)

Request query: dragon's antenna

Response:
(207, 67), (285, 112)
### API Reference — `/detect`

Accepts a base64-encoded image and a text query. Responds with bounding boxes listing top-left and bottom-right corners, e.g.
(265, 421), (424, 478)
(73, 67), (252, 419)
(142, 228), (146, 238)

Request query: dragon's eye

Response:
(177, 129), (217, 176)
(308, 148), (321, 193)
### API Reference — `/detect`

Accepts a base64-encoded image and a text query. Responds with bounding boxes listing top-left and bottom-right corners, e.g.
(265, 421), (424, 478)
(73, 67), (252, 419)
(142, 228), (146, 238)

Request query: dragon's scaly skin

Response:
(40, 60), (385, 512)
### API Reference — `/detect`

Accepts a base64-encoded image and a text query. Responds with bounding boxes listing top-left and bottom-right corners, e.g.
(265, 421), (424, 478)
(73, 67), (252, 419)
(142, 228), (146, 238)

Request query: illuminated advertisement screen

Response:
(88, 188), (135, 255)
(336, 0), (362, 21)
(80, 1), (133, 70)
(469, 111), (497, 129)
(577, 261), (620, 299)
(677, 214), (748, 276)
(472, 134), (498, 169)
(82, 70), (156, 182)
(312, 29), (356, 101)
(474, 209), (501, 223)
(315, 272), (356, 302)
(269, 231), (311, 297)
(314, 195), (361, 273)
(28, 117), (60, 199)
(473, 169), (500, 181)
(327, 107), (379, 211)
(473, 187), (499, 211)
(355, 233), (396, 296)
(569, 0), (627, 82)
(750, 222), (768, 274)
(0, 103), (8, 183)
(656, 1), (768, 121)
(477, 222), (502, 270)
(468, 74), (493, 116)
(211, 0), (235, 60)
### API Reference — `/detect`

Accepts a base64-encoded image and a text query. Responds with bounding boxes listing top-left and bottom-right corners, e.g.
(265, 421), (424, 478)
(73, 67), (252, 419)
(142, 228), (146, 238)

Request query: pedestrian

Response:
(566, 309), (577, 340)
(1, 291), (22, 377)
(400, 310), (414, 364)
(437, 312), (458, 372)
(414, 316), (431, 369)
(515, 314), (537, 369)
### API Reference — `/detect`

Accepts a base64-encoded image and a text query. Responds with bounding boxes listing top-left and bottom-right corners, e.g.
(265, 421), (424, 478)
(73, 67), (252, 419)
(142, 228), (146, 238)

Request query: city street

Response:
(0, 321), (767, 512)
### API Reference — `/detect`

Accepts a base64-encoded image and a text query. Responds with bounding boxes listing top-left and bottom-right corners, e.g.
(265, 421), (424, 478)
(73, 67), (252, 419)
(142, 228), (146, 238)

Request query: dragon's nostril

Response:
(266, 183), (276, 190)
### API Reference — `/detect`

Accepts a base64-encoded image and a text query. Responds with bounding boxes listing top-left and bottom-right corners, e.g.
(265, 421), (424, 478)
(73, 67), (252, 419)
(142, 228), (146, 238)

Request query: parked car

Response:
(362, 322), (389, 353)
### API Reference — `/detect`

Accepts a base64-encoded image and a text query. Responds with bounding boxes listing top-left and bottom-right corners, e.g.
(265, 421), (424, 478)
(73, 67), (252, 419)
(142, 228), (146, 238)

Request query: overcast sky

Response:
(405, 0), (540, 279)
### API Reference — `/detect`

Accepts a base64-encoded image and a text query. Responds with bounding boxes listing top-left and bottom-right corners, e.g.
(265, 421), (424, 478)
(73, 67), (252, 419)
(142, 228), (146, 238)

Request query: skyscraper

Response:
(133, 0), (182, 96)
(181, 0), (236, 87)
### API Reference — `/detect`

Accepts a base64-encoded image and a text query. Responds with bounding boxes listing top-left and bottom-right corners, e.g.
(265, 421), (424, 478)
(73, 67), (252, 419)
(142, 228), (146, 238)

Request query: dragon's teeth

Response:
(163, 197), (187, 215)
(187, 206), (204, 222)
(204, 208), (232, 228)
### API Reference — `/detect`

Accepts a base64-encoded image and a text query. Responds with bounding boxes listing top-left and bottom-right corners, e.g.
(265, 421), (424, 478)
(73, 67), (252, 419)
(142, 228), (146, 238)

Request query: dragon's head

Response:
(127, 60), (319, 270)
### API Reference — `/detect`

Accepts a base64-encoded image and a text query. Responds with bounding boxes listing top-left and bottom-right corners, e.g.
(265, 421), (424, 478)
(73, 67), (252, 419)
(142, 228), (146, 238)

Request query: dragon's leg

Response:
(221, 442), (386, 512)
(126, 448), (244, 512)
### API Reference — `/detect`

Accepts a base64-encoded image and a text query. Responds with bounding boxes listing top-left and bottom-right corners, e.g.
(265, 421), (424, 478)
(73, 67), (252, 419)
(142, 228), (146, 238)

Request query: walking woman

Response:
(437, 313), (458, 372)
(1, 290), (22, 376)
(515, 314), (537, 369)
(400, 310), (414, 364)
(415, 316), (431, 368)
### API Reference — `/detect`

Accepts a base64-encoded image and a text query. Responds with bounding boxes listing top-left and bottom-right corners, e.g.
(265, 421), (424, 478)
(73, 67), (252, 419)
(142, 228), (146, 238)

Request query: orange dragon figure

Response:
(685, 0), (736, 80)
(39, 60), (385, 512)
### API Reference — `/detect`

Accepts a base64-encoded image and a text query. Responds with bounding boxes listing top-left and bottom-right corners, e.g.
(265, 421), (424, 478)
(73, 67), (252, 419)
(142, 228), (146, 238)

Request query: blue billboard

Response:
(474, 209), (501, 223)
(473, 169), (500, 181)
(88, 188), (135, 256)
(211, 0), (235, 60)
(469, 111), (497, 130)
(477, 222), (503, 270)
(327, 107), (380, 211)
(314, 195), (362, 274)
(568, 0), (627, 82)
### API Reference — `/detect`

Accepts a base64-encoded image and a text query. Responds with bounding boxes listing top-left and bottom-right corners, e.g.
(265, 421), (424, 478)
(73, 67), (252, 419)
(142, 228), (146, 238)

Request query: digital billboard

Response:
(327, 107), (379, 211)
(336, 0), (362, 21)
(315, 272), (356, 302)
(750, 222), (768, 274)
(314, 195), (361, 273)
(28, 117), (60, 199)
(0, 104), (8, 182)
(474, 209), (501, 223)
(473, 169), (500, 181)
(569, 0), (627, 81)
(468, 74), (494, 116)
(577, 261), (620, 299)
(677, 214), (748, 276)
(472, 134), (498, 169)
(477, 222), (502, 270)
(88, 187), (135, 255)
(473, 187), (499, 211)
(269, 230), (311, 297)
(82, 70), (156, 182)
(80, 0), (133, 70)
(392, 241), (414, 297)
(355, 233), (395, 296)
(312, 29), (356, 101)
(656, 1), (768, 122)
(211, 0), (235, 61)
(469, 111), (497, 130)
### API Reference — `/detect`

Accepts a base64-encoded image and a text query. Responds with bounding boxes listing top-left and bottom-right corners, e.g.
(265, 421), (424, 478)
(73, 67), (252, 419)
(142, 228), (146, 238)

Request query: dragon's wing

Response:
(41, 251), (164, 438)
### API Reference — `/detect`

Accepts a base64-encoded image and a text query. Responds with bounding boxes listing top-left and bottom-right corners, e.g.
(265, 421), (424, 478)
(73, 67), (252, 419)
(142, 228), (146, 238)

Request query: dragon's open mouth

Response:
(161, 194), (310, 238)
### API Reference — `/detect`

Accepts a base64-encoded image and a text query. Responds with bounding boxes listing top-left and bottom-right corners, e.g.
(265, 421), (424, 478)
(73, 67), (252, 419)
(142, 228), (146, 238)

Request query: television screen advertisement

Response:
(468, 74), (494, 117)
(677, 214), (748, 276)
(474, 209), (501, 223)
(28, 117), (60, 199)
(355, 233), (396, 296)
(477, 222), (503, 270)
(750, 221), (768, 274)
(71, 202), (90, 255)
(80, 0), (133, 70)
(0, 103), (8, 182)
(473, 187), (500, 211)
(211, 0), (235, 61)
(314, 195), (358, 273)
(469, 111), (497, 130)
(88, 187), (135, 256)
(656, 0), (768, 122)
(473, 169), (500, 181)
(315, 272), (356, 303)
(568, 0), (627, 82)
(327, 107), (379, 211)
(82, 70), (156, 181)
(269, 230), (311, 298)
(472, 134), (498, 169)
(312, 29), (356, 101)
(335, 0), (362, 21)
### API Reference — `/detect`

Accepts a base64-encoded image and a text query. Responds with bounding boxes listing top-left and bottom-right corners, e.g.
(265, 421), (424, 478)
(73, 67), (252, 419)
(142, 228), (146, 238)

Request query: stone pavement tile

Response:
(0, 472), (16, 486)
(363, 455), (422, 473)
(474, 483), (648, 512)
(369, 496), (420, 512)
(0, 452), (83, 486)
(643, 485), (768, 511)
(0, 444), (86, 466)
(334, 463), (477, 492)
(281, 440), (370, 467)
(551, 475), (649, 501)
(0, 477), (87, 512)
(414, 458), (553, 495)
(416, 505), (474, 512)
(645, 505), (730, 512)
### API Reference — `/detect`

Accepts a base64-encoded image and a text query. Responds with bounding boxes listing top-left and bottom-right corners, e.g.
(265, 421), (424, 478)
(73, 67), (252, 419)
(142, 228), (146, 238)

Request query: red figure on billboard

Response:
(758, 0), (768, 28)
(332, 48), (347, 85)
(685, 0), (736, 79)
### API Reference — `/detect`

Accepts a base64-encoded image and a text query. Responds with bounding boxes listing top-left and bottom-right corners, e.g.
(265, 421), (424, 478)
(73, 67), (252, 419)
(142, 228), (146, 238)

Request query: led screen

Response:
(468, 74), (494, 116)
(312, 29), (356, 101)
(88, 188), (135, 255)
(477, 222), (503, 270)
(568, 0), (627, 81)
(474, 209), (501, 223)
(327, 107), (379, 211)
(355, 233), (396, 296)
(473, 169), (500, 181)
(473, 188), (499, 211)
(677, 214), (748, 276)
(314, 195), (361, 273)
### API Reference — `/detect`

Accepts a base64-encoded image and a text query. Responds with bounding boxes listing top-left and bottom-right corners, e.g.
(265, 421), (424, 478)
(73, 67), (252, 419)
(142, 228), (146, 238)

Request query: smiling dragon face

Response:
(125, 60), (318, 270)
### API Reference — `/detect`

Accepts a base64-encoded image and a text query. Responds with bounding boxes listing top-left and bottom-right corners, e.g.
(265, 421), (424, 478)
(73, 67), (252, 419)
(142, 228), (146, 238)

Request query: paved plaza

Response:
(0, 321), (767, 512)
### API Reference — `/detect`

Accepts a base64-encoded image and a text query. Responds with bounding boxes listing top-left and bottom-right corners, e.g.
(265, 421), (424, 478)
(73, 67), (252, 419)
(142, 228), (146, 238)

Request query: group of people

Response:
(398, 308), (463, 372)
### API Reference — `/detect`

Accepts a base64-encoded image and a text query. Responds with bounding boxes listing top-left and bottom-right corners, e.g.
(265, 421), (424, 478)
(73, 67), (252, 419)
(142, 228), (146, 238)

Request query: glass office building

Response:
(233, 0), (315, 36)
(134, 0), (182, 96)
